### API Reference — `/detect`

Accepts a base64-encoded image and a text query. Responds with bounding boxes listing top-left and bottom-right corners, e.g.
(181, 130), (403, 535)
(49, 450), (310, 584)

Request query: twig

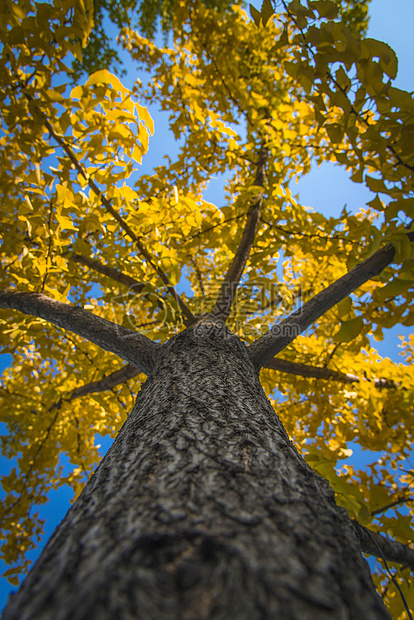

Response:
(0, 408), (61, 519)
(49, 363), (141, 411)
(371, 497), (414, 517)
(260, 217), (361, 246)
(353, 521), (413, 620)
(70, 254), (146, 291)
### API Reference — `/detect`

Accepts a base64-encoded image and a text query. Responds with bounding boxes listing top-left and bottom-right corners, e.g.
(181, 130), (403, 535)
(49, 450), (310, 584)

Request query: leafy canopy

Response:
(71, 0), (371, 78)
(0, 0), (413, 616)
(71, 0), (242, 78)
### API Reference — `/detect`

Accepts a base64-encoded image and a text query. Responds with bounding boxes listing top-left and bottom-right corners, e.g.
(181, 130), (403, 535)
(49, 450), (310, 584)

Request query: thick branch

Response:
(50, 363), (140, 411)
(70, 363), (139, 398)
(70, 254), (145, 292)
(210, 146), (267, 320)
(264, 357), (397, 389)
(248, 232), (414, 370)
(70, 254), (167, 315)
(68, 358), (394, 410)
(353, 521), (414, 571)
(0, 290), (161, 375)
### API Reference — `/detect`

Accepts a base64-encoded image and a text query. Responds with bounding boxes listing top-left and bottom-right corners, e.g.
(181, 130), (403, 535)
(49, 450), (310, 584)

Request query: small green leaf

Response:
(326, 123), (344, 143)
(391, 235), (413, 263)
(367, 195), (384, 211)
(350, 168), (363, 184)
(309, 0), (338, 19)
(333, 316), (363, 343)
(261, 0), (274, 26)
(363, 38), (398, 79)
(365, 175), (387, 194)
(337, 297), (352, 319)
(250, 4), (262, 25)
(376, 278), (412, 302)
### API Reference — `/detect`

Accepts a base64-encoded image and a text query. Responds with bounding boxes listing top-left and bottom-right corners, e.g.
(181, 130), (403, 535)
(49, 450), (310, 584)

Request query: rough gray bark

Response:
(0, 290), (160, 375)
(353, 521), (414, 571)
(2, 322), (391, 620)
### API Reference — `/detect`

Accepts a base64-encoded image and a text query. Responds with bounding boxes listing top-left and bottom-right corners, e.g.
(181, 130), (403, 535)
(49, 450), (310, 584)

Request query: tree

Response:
(70, 0), (242, 79)
(69, 0), (371, 79)
(0, 0), (413, 617)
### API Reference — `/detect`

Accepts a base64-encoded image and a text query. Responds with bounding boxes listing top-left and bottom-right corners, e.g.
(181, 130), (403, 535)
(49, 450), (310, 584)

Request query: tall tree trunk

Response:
(2, 324), (390, 620)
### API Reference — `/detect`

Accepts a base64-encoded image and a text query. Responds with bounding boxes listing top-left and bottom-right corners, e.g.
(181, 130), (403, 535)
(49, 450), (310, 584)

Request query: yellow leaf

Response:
(85, 70), (128, 95)
(137, 105), (154, 135)
(131, 146), (143, 164)
(57, 214), (77, 231)
(56, 185), (74, 207)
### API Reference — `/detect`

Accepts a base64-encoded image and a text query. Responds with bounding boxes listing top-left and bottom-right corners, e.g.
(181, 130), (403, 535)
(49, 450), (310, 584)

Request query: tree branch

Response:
(189, 256), (206, 296)
(248, 231), (414, 370)
(210, 145), (267, 321)
(280, 0), (414, 175)
(263, 357), (397, 389)
(183, 214), (244, 245)
(353, 520), (414, 571)
(20, 83), (194, 325)
(70, 254), (167, 315)
(50, 363), (140, 411)
(0, 290), (161, 375)
(42, 115), (194, 324)
(70, 254), (146, 292)
(371, 498), (414, 517)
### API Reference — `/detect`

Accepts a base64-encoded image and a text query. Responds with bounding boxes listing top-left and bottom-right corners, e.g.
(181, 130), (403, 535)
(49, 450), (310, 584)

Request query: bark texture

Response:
(353, 520), (414, 570)
(0, 290), (160, 374)
(2, 323), (390, 620)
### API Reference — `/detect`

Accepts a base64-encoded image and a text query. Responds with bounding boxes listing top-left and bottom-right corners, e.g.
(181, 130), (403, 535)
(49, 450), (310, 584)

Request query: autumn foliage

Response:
(0, 0), (413, 616)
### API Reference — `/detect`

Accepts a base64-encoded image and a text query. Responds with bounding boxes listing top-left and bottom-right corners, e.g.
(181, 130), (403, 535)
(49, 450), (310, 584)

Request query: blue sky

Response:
(0, 0), (414, 610)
